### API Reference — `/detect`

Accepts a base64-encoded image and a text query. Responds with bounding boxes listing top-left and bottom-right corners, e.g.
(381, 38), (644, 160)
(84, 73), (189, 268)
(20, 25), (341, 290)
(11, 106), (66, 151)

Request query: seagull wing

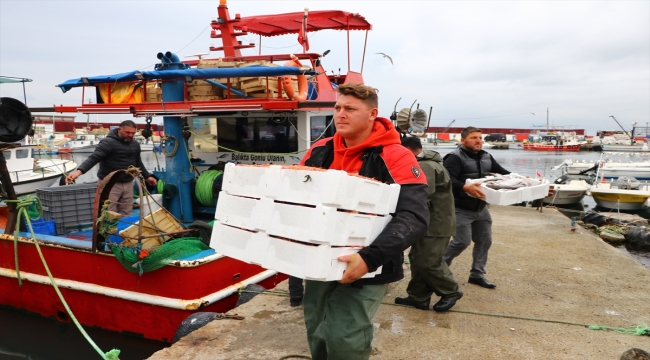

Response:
(374, 52), (393, 65)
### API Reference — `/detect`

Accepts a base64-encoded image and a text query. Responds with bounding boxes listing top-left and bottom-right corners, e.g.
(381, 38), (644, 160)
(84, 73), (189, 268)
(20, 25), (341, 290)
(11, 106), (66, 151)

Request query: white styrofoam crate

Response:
(262, 236), (381, 281)
(466, 174), (550, 206)
(215, 192), (392, 246)
(220, 163), (400, 215)
(210, 222), (382, 281)
(210, 221), (269, 266)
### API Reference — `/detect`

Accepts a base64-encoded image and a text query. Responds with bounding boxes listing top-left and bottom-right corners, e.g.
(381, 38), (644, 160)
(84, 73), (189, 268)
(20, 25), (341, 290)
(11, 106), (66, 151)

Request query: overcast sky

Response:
(1, 0), (648, 134)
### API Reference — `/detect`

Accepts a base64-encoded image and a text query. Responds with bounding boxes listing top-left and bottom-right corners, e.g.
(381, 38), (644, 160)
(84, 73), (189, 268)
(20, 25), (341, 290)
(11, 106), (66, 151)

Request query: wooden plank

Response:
(197, 60), (240, 68)
(120, 208), (184, 250)
(188, 94), (224, 101)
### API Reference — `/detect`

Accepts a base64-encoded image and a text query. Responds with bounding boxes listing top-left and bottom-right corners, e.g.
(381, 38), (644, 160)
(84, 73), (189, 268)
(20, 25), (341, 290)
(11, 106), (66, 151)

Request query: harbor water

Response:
(1, 148), (648, 360)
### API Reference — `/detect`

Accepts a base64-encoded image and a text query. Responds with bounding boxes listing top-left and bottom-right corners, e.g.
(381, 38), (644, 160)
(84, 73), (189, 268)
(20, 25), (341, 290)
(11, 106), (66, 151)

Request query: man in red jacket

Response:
(299, 83), (429, 359)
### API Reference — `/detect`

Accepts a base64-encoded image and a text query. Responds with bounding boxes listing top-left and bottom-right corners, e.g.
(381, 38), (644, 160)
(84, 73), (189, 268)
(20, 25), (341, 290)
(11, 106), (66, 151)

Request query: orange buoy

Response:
(282, 55), (308, 101)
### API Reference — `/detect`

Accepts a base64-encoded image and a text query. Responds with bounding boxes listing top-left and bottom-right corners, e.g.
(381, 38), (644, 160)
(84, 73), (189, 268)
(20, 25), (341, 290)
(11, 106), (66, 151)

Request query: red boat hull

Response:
(523, 144), (581, 151)
(0, 236), (287, 342)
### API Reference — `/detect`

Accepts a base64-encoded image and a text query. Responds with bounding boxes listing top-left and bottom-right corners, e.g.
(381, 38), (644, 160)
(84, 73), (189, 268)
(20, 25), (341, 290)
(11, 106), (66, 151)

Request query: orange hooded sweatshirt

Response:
(328, 117), (400, 173)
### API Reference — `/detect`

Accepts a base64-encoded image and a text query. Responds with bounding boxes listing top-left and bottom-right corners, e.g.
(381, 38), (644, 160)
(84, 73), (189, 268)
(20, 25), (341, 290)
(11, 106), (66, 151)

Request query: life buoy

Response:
(282, 55), (308, 101)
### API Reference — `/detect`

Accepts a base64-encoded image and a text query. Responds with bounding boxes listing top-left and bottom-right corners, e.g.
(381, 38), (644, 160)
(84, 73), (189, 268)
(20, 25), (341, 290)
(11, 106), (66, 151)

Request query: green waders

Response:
(303, 280), (387, 360)
(407, 235), (462, 301)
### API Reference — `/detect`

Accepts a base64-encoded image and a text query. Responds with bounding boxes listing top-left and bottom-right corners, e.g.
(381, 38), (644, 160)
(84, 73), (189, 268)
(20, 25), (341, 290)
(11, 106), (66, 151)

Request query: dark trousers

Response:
(443, 207), (493, 278)
(289, 276), (304, 301)
(407, 235), (462, 301)
(304, 281), (386, 360)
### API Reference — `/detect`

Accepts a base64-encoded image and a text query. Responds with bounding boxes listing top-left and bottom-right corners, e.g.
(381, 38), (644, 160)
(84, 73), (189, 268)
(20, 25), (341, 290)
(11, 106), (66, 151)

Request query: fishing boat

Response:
(0, 1), (373, 343)
(135, 136), (155, 151)
(554, 154), (650, 181)
(57, 134), (102, 153)
(589, 178), (650, 211)
(0, 146), (77, 196)
(600, 143), (649, 152)
(587, 152), (650, 211)
(523, 143), (581, 151)
(542, 178), (590, 205)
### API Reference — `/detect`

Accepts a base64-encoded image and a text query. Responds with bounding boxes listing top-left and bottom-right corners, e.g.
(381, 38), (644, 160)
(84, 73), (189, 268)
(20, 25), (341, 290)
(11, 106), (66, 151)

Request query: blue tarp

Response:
(57, 66), (315, 93)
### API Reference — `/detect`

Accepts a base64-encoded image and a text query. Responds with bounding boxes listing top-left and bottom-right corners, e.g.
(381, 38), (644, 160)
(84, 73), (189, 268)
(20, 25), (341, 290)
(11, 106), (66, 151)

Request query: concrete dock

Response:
(149, 206), (650, 360)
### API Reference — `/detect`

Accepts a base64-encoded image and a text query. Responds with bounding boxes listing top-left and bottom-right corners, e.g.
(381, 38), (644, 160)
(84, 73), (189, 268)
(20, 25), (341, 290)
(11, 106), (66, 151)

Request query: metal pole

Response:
(347, 16), (350, 72)
(360, 30), (369, 74)
(22, 82), (27, 105)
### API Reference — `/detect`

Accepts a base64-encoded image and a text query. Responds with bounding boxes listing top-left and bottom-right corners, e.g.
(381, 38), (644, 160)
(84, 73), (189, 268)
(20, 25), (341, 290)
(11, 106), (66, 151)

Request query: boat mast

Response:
(209, 0), (254, 58)
(609, 115), (634, 146)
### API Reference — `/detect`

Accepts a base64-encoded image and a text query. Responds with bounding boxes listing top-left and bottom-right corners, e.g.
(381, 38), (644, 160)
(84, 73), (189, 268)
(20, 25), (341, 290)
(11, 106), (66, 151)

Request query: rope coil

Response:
(195, 170), (223, 207)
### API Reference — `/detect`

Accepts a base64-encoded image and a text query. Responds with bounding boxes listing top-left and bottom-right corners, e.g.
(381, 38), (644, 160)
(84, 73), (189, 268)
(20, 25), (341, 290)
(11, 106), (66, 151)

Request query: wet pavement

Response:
(148, 206), (650, 360)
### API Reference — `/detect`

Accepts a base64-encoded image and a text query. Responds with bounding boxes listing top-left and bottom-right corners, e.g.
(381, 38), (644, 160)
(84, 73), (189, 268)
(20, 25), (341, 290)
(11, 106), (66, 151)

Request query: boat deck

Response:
(148, 206), (650, 360)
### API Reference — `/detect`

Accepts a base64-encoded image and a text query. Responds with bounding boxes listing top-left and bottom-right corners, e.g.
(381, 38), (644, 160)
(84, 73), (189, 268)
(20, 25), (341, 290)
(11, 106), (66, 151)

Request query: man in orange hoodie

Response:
(300, 83), (429, 359)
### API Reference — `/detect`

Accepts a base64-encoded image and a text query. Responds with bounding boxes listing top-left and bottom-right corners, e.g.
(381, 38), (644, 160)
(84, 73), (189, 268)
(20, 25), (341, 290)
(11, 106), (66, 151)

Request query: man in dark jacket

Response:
(66, 120), (156, 215)
(395, 136), (463, 312)
(300, 83), (429, 360)
(442, 126), (509, 289)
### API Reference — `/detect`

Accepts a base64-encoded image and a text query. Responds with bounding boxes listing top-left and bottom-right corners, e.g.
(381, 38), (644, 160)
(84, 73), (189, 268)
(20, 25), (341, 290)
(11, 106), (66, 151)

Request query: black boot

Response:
(394, 296), (431, 310)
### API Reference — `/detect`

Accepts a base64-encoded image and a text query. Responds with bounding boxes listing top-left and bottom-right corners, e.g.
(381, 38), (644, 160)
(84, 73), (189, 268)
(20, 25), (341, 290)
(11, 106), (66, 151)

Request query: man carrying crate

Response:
(298, 83), (429, 360)
(66, 120), (157, 216)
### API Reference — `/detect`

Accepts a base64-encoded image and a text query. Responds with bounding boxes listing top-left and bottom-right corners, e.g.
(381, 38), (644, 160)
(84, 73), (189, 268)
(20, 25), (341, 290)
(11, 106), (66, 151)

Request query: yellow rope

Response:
(6, 196), (121, 359)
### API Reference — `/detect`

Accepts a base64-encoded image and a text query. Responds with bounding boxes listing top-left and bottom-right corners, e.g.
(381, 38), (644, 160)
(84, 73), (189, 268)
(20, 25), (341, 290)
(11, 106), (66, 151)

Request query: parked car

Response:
(484, 133), (507, 142)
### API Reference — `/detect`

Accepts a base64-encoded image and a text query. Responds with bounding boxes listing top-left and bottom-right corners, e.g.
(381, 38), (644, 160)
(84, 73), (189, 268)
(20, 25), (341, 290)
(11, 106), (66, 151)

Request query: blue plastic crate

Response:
(27, 219), (56, 236)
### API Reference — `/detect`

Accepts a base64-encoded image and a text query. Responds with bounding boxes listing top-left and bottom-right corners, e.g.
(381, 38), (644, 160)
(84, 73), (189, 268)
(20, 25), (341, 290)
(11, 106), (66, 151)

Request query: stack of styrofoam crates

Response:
(466, 173), (550, 206)
(210, 163), (401, 281)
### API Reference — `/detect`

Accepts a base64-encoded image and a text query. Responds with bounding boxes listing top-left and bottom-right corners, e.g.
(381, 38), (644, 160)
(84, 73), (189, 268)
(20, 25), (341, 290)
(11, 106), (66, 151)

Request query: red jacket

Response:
(301, 117), (429, 285)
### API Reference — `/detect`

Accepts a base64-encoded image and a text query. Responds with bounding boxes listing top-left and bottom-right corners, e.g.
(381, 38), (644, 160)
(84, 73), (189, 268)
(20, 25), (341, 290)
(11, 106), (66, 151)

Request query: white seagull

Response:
(375, 52), (393, 65)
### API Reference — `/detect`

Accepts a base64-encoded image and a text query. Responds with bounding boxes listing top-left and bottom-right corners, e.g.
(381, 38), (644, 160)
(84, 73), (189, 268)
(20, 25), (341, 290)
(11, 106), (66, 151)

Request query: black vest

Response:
(446, 147), (494, 211)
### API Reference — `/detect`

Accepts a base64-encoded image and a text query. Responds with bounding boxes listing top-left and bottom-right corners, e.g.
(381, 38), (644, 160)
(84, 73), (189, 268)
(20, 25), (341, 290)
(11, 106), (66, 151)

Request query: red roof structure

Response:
(213, 10), (372, 37)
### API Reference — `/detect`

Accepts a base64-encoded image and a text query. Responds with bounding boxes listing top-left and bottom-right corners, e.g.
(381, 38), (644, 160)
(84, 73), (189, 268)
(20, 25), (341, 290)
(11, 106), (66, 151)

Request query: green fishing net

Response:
(108, 237), (209, 274)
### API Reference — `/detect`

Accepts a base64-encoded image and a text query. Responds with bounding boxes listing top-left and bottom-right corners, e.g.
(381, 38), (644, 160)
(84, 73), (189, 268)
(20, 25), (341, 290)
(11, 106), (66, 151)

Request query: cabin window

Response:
(192, 116), (298, 153)
(2, 151), (11, 160)
(15, 149), (29, 159)
(192, 117), (219, 152)
(310, 115), (335, 141)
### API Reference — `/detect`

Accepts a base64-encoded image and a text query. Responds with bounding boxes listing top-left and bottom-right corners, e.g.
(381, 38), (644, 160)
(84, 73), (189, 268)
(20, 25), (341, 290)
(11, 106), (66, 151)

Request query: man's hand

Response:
(337, 253), (369, 284)
(462, 182), (486, 199)
(145, 176), (158, 186)
(66, 170), (82, 184)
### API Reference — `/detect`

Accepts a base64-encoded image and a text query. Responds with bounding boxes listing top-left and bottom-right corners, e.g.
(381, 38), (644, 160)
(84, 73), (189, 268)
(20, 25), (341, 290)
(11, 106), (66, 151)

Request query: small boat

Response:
(601, 143), (649, 152)
(135, 136), (155, 151)
(589, 177), (650, 211)
(508, 143), (524, 150)
(0, 146), (77, 196)
(542, 178), (590, 205)
(554, 154), (650, 181)
(585, 152), (650, 211)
